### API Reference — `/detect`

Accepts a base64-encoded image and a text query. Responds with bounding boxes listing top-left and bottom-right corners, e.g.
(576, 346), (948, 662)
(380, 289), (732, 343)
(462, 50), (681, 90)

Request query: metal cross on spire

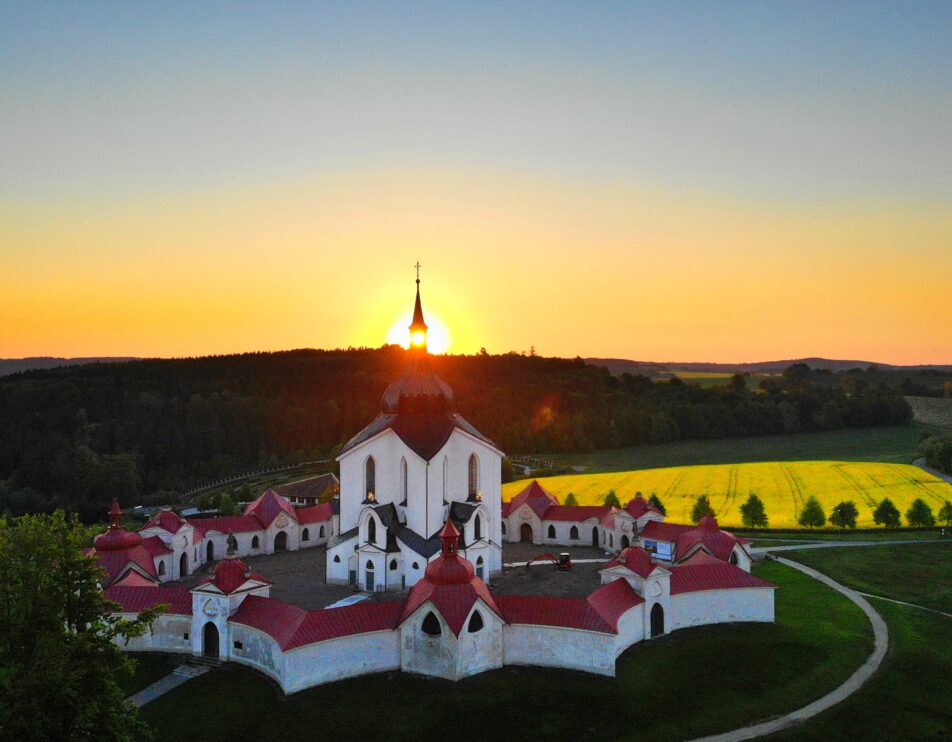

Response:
(414, 261), (421, 284)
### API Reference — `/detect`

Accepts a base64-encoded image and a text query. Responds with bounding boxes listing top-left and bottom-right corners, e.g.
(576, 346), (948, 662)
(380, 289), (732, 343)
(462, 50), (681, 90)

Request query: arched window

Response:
(412, 562), (419, 570)
(158, 560), (166, 576)
(547, 525), (556, 539)
(367, 517), (377, 545)
(730, 551), (739, 565)
(570, 526), (579, 540)
(474, 515), (482, 541)
(365, 456), (376, 498)
(390, 559), (398, 570)
(227, 534), (237, 553)
(333, 555), (341, 563)
(421, 611), (442, 636)
(366, 559), (375, 569)
(501, 522), (507, 536)
(401, 457), (408, 502)
(467, 611), (484, 633)
(251, 535), (260, 549)
(302, 528), (310, 541)
(609, 534), (614, 548)
(442, 456), (449, 498)
(319, 525), (325, 539)
(468, 454), (479, 496)
(476, 555), (484, 580)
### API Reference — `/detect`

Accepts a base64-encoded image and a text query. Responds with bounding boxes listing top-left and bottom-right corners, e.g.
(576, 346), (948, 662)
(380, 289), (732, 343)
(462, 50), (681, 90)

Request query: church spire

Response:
(408, 261), (428, 352)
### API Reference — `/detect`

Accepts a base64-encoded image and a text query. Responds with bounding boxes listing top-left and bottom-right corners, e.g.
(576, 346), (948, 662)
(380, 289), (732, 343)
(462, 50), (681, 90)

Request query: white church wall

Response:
(400, 606), (458, 680)
(502, 624), (616, 677)
(115, 614), (192, 654)
(613, 607), (645, 656)
(227, 623), (286, 686)
(339, 431), (414, 530)
(669, 588), (775, 631)
(284, 631), (401, 694)
(454, 606), (504, 678)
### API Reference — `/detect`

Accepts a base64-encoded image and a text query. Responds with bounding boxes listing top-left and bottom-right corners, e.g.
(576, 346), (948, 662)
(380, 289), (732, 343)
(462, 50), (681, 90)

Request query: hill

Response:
(0, 357), (138, 377)
(586, 356), (952, 376)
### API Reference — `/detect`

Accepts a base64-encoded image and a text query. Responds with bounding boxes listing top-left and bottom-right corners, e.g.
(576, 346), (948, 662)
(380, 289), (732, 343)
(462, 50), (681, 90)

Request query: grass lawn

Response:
(735, 529), (947, 542)
(552, 424), (940, 472)
(116, 653), (179, 696)
(782, 541), (952, 614)
(139, 561), (871, 742)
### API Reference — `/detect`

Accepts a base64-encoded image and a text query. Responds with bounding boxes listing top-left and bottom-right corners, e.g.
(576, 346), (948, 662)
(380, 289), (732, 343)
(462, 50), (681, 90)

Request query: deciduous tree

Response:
(906, 498), (936, 527)
(873, 498), (901, 529)
(604, 490), (621, 508)
(691, 495), (714, 523)
(648, 493), (666, 516)
(740, 494), (768, 528)
(798, 496), (826, 530)
(938, 500), (952, 528)
(830, 500), (859, 530)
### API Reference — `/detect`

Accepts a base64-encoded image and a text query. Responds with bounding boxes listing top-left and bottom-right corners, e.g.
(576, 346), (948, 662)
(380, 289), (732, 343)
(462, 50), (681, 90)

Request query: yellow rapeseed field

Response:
(502, 461), (952, 529)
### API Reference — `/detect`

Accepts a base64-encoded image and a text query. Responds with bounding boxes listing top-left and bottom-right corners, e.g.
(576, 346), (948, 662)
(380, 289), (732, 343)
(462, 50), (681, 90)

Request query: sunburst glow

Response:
(387, 314), (451, 354)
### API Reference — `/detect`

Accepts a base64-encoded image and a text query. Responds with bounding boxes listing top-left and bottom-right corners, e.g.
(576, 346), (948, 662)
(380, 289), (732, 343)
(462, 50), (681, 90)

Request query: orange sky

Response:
(2, 168), (949, 364)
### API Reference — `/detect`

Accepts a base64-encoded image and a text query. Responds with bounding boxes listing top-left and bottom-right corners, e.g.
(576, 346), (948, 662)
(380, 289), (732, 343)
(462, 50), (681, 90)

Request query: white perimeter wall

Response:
(669, 588), (775, 631)
(283, 631), (401, 694)
(503, 625), (616, 676)
(115, 614), (193, 655)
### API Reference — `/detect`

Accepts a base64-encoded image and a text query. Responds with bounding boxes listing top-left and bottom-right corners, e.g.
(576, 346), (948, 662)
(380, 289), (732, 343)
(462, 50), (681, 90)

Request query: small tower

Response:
(409, 261), (428, 353)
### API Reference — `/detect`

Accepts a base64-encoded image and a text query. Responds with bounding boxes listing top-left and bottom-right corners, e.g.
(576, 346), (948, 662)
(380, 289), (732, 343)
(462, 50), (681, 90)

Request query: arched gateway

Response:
(203, 622), (219, 659)
(520, 523), (533, 543)
(650, 603), (665, 638)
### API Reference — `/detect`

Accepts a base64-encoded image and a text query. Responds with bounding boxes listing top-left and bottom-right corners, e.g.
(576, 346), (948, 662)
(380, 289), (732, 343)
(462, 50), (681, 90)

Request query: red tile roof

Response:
(543, 505), (612, 522)
(601, 546), (659, 578)
(585, 579), (644, 631)
(496, 595), (616, 634)
(104, 585), (193, 615)
(194, 557), (270, 595)
(140, 535), (171, 556)
(94, 544), (159, 585)
(674, 515), (743, 562)
(244, 489), (297, 526)
(640, 521), (694, 542)
(229, 595), (403, 650)
(112, 570), (159, 587)
(669, 562), (776, 595)
(188, 514), (265, 534)
(144, 509), (188, 534)
(502, 480), (559, 519)
(625, 495), (662, 519)
(297, 502), (333, 524)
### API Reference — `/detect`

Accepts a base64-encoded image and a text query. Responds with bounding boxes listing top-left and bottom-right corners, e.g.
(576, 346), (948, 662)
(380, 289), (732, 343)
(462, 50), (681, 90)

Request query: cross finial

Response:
(414, 261), (421, 284)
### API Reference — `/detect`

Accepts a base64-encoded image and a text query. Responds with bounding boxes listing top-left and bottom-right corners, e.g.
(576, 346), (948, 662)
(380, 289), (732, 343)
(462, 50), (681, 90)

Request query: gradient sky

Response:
(2, 1), (950, 363)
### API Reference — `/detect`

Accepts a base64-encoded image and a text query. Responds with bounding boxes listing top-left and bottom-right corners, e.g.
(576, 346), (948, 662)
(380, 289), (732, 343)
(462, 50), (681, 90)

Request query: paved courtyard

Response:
(174, 542), (614, 608)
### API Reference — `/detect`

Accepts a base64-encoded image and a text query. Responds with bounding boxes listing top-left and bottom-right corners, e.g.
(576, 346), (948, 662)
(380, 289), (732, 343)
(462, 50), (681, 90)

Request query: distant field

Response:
(905, 395), (952, 428)
(551, 424), (936, 473)
(669, 369), (775, 389)
(502, 461), (952, 529)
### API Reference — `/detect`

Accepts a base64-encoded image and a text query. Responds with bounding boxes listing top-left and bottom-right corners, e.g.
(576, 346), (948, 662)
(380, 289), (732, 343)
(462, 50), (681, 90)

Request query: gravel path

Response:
(128, 664), (209, 707)
(914, 456), (952, 485)
(689, 556), (888, 742)
(751, 538), (947, 555)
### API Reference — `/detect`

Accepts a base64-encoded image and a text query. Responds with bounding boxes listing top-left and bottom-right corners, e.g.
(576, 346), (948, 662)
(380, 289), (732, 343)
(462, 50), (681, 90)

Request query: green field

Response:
(551, 424), (938, 473)
(138, 561), (870, 741)
(771, 543), (952, 739)
(503, 460), (952, 529)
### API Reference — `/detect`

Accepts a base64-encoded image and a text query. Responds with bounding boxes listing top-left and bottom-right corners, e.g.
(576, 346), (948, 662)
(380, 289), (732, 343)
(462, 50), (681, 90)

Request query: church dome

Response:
(93, 499), (142, 551)
(423, 521), (475, 585)
(381, 362), (455, 414)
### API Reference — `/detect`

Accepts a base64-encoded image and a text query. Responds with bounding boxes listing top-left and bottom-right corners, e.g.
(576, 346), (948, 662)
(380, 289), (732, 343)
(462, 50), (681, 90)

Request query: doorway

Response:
(274, 531), (288, 551)
(203, 622), (219, 659)
(206, 540), (214, 562)
(179, 552), (188, 578)
(520, 524), (533, 543)
(650, 603), (665, 638)
(592, 528), (599, 547)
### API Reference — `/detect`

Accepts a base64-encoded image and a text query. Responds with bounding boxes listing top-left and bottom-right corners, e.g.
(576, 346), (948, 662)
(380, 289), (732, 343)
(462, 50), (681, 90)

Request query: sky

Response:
(2, 1), (950, 364)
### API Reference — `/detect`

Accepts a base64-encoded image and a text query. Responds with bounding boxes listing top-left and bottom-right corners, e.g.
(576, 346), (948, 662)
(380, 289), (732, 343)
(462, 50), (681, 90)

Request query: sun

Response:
(386, 313), (451, 354)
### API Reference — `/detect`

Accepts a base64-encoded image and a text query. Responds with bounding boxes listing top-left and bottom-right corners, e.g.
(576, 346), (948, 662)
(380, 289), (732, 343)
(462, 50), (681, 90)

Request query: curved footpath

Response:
(689, 556), (889, 742)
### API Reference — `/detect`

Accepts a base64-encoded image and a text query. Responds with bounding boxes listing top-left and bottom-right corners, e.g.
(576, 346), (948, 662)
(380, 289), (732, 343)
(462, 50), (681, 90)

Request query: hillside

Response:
(586, 356), (952, 376)
(0, 357), (138, 377)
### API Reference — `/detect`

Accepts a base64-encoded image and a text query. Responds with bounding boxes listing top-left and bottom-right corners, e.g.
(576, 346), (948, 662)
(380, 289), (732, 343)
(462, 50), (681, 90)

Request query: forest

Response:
(0, 349), (912, 521)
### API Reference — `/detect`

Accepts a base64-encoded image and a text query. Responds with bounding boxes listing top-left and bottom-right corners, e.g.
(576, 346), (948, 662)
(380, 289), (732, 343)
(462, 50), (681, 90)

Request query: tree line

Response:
(0, 348), (912, 522)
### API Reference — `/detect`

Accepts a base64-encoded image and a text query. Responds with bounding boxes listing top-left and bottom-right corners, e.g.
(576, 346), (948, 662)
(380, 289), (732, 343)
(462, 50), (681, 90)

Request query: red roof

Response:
(625, 495), (662, 519)
(585, 579), (644, 631)
(601, 546), (659, 578)
(94, 544), (159, 585)
(112, 570), (159, 587)
(188, 514), (265, 534)
(140, 535), (171, 556)
(194, 557), (270, 595)
(144, 509), (188, 534)
(244, 489), (297, 526)
(496, 595), (616, 634)
(677, 549), (724, 567)
(674, 515), (743, 562)
(543, 505), (612, 522)
(669, 562), (776, 595)
(104, 585), (193, 615)
(640, 521), (694, 542)
(229, 595), (403, 650)
(502, 480), (559, 519)
(297, 502), (333, 524)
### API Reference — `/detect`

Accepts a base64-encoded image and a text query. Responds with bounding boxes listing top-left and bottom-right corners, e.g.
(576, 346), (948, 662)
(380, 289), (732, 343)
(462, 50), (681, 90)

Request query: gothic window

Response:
(730, 551), (739, 565)
(474, 515), (482, 541)
(467, 611), (484, 633)
(476, 555), (484, 580)
(609, 534), (614, 548)
(412, 562), (419, 570)
(333, 555), (341, 563)
(251, 535), (260, 549)
(570, 526), (579, 540)
(158, 560), (165, 576)
(442, 456), (449, 497)
(547, 525), (556, 539)
(389, 559), (398, 570)
(319, 525), (325, 539)
(501, 522), (507, 536)
(468, 454), (479, 496)
(367, 517), (377, 545)
(365, 456), (376, 498)
(421, 611), (442, 637)
(401, 457), (408, 501)
(302, 528), (310, 541)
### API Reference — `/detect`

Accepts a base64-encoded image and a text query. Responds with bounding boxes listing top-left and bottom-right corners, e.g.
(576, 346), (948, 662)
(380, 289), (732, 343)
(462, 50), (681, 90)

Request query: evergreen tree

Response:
(648, 493), (666, 516)
(938, 500), (952, 528)
(218, 492), (239, 516)
(604, 490), (622, 508)
(906, 498), (935, 527)
(873, 498), (901, 529)
(739, 494), (768, 528)
(0, 511), (160, 741)
(798, 496), (826, 529)
(830, 500), (859, 530)
(564, 492), (578, 506)
(691, 495), (714, 523)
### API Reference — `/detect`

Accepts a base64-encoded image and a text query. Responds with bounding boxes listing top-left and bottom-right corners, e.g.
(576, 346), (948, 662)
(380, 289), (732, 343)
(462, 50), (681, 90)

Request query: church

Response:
(326, 274), (503, 591)
(88, 273), (777, 692)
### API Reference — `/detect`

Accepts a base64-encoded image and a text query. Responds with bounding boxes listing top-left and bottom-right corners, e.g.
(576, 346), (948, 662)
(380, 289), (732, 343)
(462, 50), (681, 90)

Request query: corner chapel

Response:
(326, 274), (504, 591)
